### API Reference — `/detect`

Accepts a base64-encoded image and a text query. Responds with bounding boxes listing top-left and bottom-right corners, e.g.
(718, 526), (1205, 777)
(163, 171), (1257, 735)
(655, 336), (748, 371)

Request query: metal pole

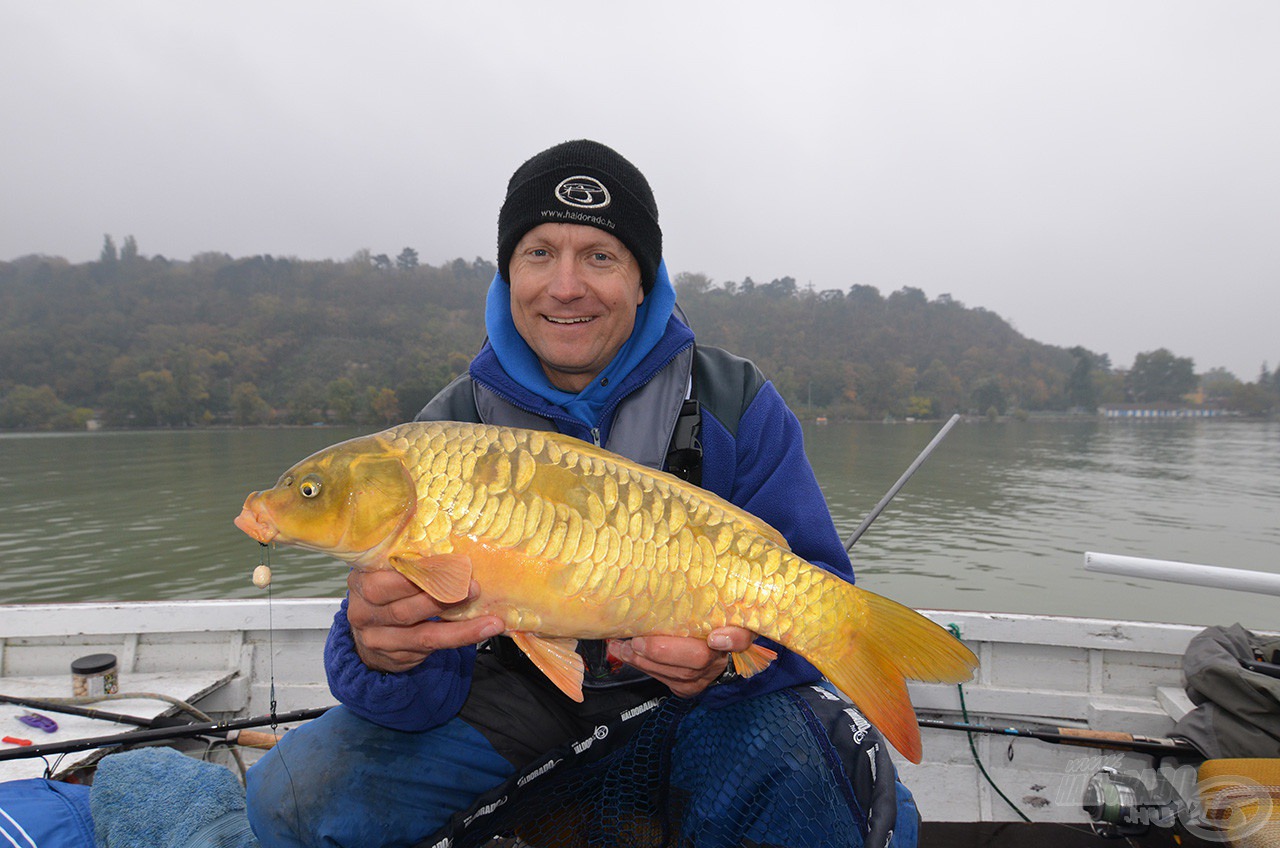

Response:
(1084, 552), (1280, 597)
(845, 414), (961, 552)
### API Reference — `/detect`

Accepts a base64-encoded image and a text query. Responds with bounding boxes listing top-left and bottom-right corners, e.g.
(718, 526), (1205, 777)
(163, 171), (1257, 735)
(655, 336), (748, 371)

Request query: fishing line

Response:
(956, 681), (1031, 823)
(265, 544), (277, 727)
(940, 624), (1030, 822)
(259, 543), (306, 833)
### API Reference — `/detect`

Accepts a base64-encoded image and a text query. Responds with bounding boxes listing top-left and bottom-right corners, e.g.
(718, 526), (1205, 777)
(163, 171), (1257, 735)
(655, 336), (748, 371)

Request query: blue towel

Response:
(90, 748), (258, 847)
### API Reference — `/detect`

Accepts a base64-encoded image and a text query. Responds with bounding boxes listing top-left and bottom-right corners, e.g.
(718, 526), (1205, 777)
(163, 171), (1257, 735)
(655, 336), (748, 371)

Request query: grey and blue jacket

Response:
(323, 314), (856, 728)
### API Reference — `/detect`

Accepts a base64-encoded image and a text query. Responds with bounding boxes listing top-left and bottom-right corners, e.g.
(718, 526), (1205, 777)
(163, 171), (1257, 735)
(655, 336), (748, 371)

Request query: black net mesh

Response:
(420, 687), (906, 848)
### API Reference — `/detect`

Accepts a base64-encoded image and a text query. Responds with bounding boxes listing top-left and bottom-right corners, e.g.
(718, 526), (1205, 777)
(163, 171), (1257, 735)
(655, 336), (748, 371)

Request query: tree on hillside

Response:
(1229, 383), (1275, 417)
(99, 235), (118, 264)
(396, 248), (419, 270)
(231, 382), (271, 425)
(972, 378), (1007, 416)
(371, 387), (400, 425)
(0, 385), (71, 429)
(1200, 368), (1239, 407)
(1127, 349), (1197, 403)
(1066, 346), (1100, 411)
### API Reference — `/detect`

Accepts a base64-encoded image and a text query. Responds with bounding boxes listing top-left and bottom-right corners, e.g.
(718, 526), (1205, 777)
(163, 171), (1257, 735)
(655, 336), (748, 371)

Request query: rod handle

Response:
(228, 729), (282, 749)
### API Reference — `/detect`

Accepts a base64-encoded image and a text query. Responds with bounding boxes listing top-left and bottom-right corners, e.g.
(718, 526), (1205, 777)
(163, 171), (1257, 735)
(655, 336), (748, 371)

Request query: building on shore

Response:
(1099, 403), (1225, 419)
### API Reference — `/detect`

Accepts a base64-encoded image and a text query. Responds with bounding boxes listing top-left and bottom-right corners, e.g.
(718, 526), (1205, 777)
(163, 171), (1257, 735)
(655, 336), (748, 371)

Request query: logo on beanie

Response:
(555, 176), (611, 209)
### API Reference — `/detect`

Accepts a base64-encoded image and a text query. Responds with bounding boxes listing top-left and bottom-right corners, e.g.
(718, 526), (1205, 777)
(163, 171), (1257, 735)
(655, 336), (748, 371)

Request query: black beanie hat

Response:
(497, 140), (662, 292)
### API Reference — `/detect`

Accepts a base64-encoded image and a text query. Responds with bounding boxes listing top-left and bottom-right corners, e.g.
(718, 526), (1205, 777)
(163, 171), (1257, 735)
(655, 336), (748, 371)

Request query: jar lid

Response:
(71, 653), (118, 675)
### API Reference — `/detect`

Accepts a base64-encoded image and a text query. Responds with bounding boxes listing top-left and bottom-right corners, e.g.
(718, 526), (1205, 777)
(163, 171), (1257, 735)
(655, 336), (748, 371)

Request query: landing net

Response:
(418, 686), (913, 848)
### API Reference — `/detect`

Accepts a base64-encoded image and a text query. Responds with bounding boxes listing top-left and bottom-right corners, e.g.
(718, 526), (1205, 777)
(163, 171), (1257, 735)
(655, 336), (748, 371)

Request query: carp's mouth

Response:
(234, 498), (279, 546)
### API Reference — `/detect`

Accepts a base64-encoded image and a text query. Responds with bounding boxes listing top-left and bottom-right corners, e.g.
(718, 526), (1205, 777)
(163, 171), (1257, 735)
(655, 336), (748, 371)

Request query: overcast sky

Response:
(4, 1), (1278, 378)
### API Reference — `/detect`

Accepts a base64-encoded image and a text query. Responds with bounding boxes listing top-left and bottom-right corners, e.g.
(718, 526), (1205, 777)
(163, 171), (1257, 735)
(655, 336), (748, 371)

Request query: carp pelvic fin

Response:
(391, 552), (474, 604)
(731, 642), (779, 678)
(510, 632), (584, 703)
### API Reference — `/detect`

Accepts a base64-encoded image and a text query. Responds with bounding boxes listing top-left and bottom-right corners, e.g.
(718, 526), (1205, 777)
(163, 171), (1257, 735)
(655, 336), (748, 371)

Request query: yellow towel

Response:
(1198, 759), (1280, 848)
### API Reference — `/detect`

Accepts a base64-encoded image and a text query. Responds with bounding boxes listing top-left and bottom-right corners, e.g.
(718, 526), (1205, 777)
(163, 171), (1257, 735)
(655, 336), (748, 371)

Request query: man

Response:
(248, 140), (915, 847)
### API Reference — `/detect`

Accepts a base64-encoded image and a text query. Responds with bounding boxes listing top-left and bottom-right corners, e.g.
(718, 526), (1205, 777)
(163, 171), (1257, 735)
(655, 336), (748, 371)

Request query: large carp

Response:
(234, 421), (976, 762)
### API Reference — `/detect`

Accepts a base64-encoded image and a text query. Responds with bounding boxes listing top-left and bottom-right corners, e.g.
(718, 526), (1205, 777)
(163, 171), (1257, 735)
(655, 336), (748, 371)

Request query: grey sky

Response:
(4, 1), (1278, 379)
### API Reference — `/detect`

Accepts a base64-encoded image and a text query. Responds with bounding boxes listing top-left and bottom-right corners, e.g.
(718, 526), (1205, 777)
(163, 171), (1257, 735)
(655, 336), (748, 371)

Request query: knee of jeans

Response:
(246, 737), (349, 845)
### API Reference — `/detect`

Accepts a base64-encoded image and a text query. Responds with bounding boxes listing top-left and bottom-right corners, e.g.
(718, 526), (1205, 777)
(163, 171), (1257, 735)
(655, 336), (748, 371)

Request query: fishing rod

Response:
(1, 693), (165, 728)
(918, 718), (1200, 758)
(844, 413), (961, 552)
(0, 705), (332, 762)
(0, 692), (290, 749)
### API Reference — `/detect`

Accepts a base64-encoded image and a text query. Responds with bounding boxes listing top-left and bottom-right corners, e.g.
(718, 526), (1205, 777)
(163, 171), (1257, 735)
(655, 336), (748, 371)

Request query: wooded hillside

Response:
(2, 246), (1275, 429)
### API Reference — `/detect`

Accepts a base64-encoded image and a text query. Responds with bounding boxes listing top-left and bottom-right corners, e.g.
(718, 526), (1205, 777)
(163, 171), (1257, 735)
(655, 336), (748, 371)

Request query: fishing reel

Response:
(1082, 767), (1180, 838)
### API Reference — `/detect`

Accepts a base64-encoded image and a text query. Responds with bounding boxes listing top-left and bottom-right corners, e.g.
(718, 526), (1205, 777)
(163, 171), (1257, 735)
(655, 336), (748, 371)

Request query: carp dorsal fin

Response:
(391, 552), (473, 604)
(509, 632), (585, 703)
(533, 429), (791, 551)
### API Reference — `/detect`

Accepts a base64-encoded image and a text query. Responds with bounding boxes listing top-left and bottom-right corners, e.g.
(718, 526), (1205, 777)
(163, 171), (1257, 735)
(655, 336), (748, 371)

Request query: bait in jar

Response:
(71, 653), (119, 697)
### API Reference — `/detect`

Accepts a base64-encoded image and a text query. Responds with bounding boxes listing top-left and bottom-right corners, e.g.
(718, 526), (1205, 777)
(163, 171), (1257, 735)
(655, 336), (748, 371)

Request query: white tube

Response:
(1084, 552), (1280, 597)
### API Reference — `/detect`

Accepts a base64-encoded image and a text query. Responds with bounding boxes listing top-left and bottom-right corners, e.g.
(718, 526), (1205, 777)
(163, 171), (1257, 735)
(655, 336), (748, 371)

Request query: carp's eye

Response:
(299, 476), (322, 498)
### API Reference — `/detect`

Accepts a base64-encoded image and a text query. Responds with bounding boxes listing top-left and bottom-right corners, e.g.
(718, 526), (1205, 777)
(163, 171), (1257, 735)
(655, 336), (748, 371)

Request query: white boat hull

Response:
(1, 601), (1257, 828)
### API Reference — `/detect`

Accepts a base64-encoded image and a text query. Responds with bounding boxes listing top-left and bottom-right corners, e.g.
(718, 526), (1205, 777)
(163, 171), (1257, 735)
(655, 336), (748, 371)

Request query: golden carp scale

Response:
(388, 421), (834, 646)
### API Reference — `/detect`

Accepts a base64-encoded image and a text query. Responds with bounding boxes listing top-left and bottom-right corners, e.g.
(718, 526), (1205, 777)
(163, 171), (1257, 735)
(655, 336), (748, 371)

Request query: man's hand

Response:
(345, 569), (505, 674)
(607, 627), (755, 698)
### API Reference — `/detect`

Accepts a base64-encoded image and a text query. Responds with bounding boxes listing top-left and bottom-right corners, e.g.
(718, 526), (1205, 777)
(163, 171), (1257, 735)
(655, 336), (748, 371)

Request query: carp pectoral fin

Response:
(509, 632), (585, 703)
(731, 642), (778, 678)
(391, 552), (474, 604)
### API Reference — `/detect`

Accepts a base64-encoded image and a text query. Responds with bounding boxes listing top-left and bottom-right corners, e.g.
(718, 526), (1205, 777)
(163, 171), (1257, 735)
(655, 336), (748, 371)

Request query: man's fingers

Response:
(348, 568), (419, 604)
(362, 615), (503, 654)
(628, 635), (716, 670)
(609, 640), (698, 683)
(606, 629), (762, 698)
(348, 572), (482, 628)
(706, 626), (754, 653)
(354, 615), (505, 673)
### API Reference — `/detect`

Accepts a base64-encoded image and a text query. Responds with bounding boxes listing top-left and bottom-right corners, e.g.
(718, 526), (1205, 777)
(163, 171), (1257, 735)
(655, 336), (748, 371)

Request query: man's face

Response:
(508, 223), (645, 393)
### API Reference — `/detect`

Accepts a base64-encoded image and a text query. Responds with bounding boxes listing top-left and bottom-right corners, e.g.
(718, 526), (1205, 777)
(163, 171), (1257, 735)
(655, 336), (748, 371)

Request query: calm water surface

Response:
(1, 420), (1276, 629)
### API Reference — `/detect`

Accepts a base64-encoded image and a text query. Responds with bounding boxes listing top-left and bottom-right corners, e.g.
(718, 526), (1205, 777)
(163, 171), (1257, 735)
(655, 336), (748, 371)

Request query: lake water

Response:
(1, 420), (1277, 630)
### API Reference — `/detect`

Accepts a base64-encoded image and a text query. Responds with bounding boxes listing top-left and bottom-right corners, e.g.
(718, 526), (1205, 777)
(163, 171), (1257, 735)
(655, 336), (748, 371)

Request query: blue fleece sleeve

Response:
(324, 597), (476, 732)
(728, 381), (853, 582)
(698, 380), (854, 708)
(700, 379), (853, 581)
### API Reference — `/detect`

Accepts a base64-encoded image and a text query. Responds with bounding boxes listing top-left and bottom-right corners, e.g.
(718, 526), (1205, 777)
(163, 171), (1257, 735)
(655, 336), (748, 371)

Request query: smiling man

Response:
(247, 140), (918, 848)
(507, 222), (646, 393)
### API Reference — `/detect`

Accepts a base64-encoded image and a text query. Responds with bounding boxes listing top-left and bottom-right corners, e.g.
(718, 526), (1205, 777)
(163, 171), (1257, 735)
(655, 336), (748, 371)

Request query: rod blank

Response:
(845, 414), (960, 552)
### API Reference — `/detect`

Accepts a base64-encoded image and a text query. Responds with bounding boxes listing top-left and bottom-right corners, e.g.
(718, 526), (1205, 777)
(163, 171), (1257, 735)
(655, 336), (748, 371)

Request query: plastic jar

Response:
(71, 653), (119, 697)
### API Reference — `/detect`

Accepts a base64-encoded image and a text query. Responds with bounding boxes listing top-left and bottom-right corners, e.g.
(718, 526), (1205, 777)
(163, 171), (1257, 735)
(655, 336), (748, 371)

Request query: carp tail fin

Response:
(816, 584), (978, 764)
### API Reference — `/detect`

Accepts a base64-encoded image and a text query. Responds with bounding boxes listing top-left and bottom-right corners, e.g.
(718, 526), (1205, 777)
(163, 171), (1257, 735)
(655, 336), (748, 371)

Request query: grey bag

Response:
(1170, 623), (1280, 759)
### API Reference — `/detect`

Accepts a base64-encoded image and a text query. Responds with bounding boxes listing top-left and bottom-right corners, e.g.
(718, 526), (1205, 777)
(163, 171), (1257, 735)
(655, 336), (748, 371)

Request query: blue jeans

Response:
(247, 661), (916, 848)
(247, 706), (514, 847)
